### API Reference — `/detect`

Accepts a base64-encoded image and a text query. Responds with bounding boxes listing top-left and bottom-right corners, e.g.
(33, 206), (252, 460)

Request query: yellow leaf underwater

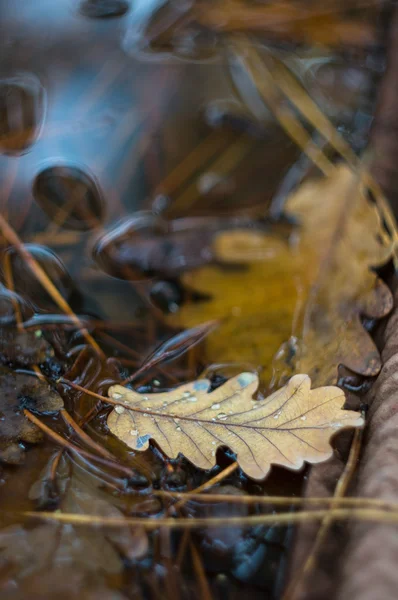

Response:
(169, 166), (393, 386)
(107, 372), (363, 480)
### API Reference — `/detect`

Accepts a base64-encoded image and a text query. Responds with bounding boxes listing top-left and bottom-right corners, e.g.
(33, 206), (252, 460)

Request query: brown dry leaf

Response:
(107, 372), (363, 480)
(168, 165), (393, 386)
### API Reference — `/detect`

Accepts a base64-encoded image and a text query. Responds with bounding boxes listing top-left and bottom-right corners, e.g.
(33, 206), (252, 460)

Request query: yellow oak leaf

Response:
(169, 166), (393, 387)
(107, 372), (363, 480)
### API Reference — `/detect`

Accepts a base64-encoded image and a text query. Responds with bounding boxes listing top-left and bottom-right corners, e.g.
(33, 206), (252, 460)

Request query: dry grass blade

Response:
(20, 507), (398, 529)
(156, 491), (398, 511)
(228, 36), (398, 260)
(171, 133), (254, 213)
(23, 409), (134, 478)
(282, 427), (363, 600)
(159, 130), (232, 204)
(61, 409), (115, 461)
(121, 320), (219, 385)
(58, 379), (115, 403)
(190, 541), (213, 600)
(0, 214), (104, 357)
(228, 41), (335, 176)
(262, 52), (398, 250)
(2, 252), (23, 328)
(107, 372), (363, 480)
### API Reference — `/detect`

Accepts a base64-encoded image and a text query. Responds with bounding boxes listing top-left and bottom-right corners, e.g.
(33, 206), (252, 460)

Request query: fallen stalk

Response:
(60, 408), (116, 461)
(20, 507), (398, 529)
(0, 214), (104, 358)
(228, 36), (398, 261)
(282, 427), (363, 600)
(23, 409), (135, 478)
(155, 491), (398, 511)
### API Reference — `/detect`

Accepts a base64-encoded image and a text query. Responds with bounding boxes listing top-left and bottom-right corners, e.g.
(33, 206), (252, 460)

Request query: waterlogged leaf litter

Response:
(0, 328), (54, 367)
(107, 372), (363, 480)
(0, 369), (63, 465)
(169, 165), (393, 386)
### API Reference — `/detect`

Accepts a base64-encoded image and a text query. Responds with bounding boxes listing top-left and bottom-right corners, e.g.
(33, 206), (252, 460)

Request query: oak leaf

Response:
(107, 372), (363, 480)
(169, 166), (393, 386)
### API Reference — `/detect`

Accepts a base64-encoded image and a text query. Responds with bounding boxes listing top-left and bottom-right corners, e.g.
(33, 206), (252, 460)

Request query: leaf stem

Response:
(23, 409), (134, 478)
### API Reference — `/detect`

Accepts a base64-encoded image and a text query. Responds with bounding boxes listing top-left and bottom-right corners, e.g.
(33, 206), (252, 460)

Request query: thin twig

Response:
(0, 214), (104, 358)
(59, 379), (117, 403)
(190, 541), (213, 600)
(228, 36), (398, 263)
(20, 507), (398, 529)
(171, 134), (254, 213)
(23, 409), (134, 478)
(154, 490), (398, 510)
(282, 428), (363, 600)
(61, 408), (115, 461)
(174, 463), (239, 513)
(2, 252), (23, 328)
(174, 462), (239, 566)
(49, 450), (63, 483)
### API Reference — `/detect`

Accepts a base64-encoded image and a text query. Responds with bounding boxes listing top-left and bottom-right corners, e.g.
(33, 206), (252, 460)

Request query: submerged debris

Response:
(0, 368), (63, 465)
(0, 329), (53, 367)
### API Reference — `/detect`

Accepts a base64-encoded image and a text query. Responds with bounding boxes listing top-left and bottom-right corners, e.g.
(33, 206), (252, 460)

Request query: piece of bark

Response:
(285, 277), (398, 599)
(284, 433), (354, 599)
(337, 279), (398, 600)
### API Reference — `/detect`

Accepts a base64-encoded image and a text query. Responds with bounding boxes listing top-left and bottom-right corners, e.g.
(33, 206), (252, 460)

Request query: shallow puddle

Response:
(0, 1), (387, 598)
